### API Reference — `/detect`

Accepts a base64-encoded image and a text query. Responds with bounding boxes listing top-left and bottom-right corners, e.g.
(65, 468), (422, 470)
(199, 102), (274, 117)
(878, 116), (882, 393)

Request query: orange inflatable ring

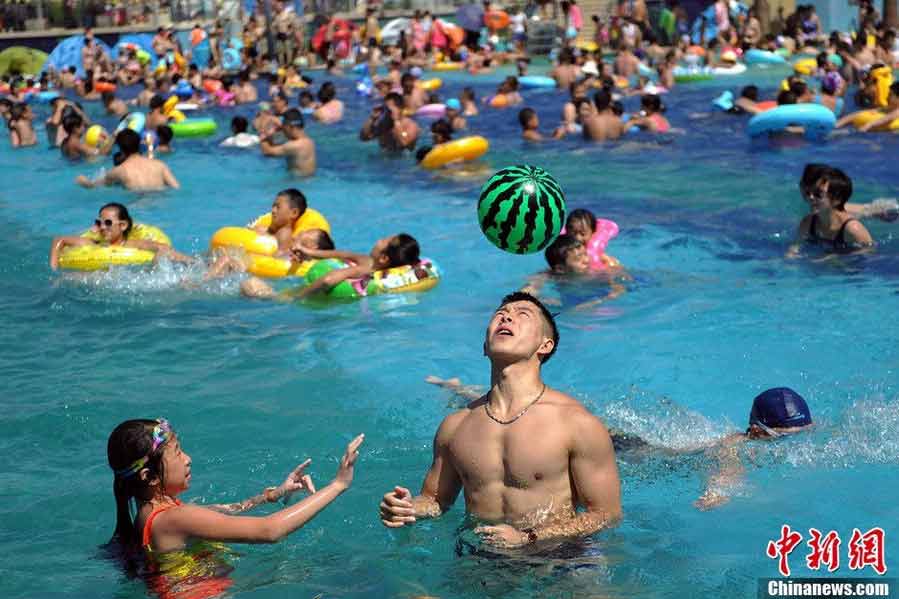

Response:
(203, 79), (223, 94)
(484, 10), (510, 31)
(687, 45), (706, 57)
(489, 94), (508, 108)
(756, 100), (777, 112)
(95, 82), (117, 93)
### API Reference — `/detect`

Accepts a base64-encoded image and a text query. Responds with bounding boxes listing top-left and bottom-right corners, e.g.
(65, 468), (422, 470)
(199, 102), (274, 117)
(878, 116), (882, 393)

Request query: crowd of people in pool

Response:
(2, 0), (899, 593)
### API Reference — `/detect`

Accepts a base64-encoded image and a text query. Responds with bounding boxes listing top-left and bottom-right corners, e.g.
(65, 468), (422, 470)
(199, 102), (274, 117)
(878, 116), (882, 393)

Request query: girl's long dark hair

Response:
(107, 420), (167, 546)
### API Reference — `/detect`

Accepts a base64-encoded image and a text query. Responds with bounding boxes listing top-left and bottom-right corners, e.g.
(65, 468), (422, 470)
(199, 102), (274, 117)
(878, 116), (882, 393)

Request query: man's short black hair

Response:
(116, 128), (141, 156)
(149, 94), (164, 110)
(231, 115), (248, 133)
(497, 291), (560, 363)
(283, 108), (304, 128)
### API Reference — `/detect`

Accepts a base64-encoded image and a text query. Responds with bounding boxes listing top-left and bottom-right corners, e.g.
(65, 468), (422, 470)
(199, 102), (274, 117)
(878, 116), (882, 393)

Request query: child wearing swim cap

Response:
(106, 418), (363, 555)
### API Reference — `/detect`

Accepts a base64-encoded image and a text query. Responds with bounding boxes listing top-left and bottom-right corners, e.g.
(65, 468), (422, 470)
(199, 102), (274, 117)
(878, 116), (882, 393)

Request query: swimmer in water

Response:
(240, 233), (422, 300)
(379, 291), (622, 550)
(7, 103), (37, 147)
(313, 81), (344, 124)
(627, 94), (670, 133)
(460, 87), (479, 117)
(360, 93), (420, 152)
(49, 202), (192, 270)
(445, 98), (467, 131)
(581, 88), (629, 141)
(694, 387), (813, 510)
(787, 166), (873, 256)
(836, 81), (899, 132)
(519, 107), (543, 141)
(146, 95), (171, 131)
(60, 114), (113, 160)
(220, 116), (260, 148)
(260, 109), (317, 176)
(106, 418), (363, 556)
(47, 97), (90, 146)
(155, 125), (174, 154)
(76, 129), (180, 191)
(797, 163), (898, 222)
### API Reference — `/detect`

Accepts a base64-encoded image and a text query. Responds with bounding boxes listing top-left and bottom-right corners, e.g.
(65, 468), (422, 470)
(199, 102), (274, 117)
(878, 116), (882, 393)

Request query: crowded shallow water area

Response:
(2, 22), (899, 599)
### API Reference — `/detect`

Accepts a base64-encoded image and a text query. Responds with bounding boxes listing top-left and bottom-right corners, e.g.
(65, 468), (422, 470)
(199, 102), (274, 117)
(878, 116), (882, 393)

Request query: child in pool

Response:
(519, 107), (543, 141)
(627, 94), (670, 133)
(49, 203), (192, 270)
(241, 233), (421, 299)
(7, 102), (37, 147)
(798, 163), (898, 222)
(564, 208), (622, 270)
(220, 116), (261, 148)
(487, 76), (523, 108)
(460, 87), (479, 116)
(60, 114), (112, 160)
(107, 418), (363, 556)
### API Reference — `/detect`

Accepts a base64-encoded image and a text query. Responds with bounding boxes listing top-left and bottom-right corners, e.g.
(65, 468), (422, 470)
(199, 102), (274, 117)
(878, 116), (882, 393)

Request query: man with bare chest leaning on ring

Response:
(379, 291), (622, 551)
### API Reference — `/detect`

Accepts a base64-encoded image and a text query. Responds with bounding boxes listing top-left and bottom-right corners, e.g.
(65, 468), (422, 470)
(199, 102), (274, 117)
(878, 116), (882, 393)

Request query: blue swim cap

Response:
(446, 98), (461, 111)
(749, 387), (811, 429)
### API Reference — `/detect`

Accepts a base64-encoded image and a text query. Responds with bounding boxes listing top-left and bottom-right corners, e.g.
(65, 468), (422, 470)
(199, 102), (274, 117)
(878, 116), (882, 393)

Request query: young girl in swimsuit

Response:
(240, 233), (422, 299)
(107, 418), (363, 557)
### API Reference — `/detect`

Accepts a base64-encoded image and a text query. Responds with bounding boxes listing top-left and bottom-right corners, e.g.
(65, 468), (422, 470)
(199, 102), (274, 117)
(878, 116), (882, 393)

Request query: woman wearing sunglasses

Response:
(49, 202), (192, 271)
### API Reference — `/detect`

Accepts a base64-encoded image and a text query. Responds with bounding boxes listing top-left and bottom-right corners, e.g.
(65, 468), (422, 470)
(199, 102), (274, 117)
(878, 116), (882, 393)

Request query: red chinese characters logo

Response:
(767, 526), (887, 576)
(848, 527), (887, 575)
(767, 525), (804, 576)
(806, 528), (840, 572)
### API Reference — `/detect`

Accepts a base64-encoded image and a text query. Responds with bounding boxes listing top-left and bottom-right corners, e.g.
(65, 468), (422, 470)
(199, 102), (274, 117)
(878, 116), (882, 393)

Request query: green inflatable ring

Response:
(170, 118), (218, 138)
(304, 259), (360, 299)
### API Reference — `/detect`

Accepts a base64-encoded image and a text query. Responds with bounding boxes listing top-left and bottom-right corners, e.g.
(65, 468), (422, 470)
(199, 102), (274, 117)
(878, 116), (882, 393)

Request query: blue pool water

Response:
(1, 62), (898, 598)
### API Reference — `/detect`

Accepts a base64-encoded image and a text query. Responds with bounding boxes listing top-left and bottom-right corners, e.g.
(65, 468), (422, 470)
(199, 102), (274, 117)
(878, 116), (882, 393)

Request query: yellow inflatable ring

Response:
(420, 136), (489, 170)
(368, 259), (441, 295)
(793, 58), (816, 76)
(208, 208), (331, 278)
(851, 109), (899, 131)
(432, 62), (463, 72)
(418, 78), (442, 91)
(58, 223), (171, 271)
(871, 65), (893, 107)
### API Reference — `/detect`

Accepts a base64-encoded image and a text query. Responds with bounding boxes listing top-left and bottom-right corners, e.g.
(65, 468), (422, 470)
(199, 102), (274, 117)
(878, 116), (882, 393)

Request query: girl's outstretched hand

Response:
(281, 459), (316, 497)
(334, 434), (365, 490)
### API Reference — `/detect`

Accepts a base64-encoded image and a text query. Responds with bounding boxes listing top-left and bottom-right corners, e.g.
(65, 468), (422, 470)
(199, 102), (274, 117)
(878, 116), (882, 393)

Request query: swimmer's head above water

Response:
(370, 233), (420, 270)
(95, 202), (134, 242)
(545, 234), (589, 274)
(747, 387), (812, 439)
(107, 418), (188, 545)
(486, 291), (559, 365)
(271, 188), (307, 228)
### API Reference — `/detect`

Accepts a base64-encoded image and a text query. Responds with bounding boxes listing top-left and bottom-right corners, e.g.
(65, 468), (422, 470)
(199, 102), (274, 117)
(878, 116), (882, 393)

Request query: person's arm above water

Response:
(210, 460), (317, 514)
(694, 433), (746, 511)
(260, 137), (288, 156)
(49, 235), (94, 270)
(786, 215), (812, 259)
(475, 407), (622, 547)
(160, 162), (180, 189)
(835, 110), (864, 129)
(842, 219), (875, 252)
(151, 435), (363, 545)
(380, 412), (465, 527)
(846, 198), (899, 222)
(298, 263), (369, 298)
(425, 375), (484, 401)
(858, 108), (899, 132)
(292, 243), (370, 265)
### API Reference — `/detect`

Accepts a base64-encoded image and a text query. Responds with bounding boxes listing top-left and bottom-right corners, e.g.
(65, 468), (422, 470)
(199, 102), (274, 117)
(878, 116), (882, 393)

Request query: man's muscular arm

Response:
(380, 411), (464, 527)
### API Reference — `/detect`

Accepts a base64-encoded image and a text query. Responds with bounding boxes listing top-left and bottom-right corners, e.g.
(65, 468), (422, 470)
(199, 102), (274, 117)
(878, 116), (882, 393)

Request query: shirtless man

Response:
(614, 44), (640, 78)
(582, 88), (628, 141)
(102, 92), (129, 117)
(76, 129), (180, 191)
(60, 114), (112, 160)
(401, 73), (427, 113)
(8, 103), (37, 147)
(146, 95), (170, 131)
(313, 81), (344, 124)
(379, 292), (621, 550)
(235, 71), (258, 104)
(46, 97), (89, 147)
(260, 109), (317, 176)
(360, 93), (419, 152)
(550, 48), (580, 90)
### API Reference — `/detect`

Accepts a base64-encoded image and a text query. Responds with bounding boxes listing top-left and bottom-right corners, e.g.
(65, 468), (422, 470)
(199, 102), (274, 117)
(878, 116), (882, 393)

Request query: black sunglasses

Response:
(95, 218), (117, 228)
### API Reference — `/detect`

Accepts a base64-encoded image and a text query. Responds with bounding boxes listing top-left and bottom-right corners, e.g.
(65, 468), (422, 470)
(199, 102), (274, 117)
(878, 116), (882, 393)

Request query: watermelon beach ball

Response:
(477, 165), (566, 254)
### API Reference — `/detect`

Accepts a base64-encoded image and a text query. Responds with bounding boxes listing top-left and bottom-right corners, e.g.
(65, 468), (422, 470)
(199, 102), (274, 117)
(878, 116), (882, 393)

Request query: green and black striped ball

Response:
(477, 165), (566, 254)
